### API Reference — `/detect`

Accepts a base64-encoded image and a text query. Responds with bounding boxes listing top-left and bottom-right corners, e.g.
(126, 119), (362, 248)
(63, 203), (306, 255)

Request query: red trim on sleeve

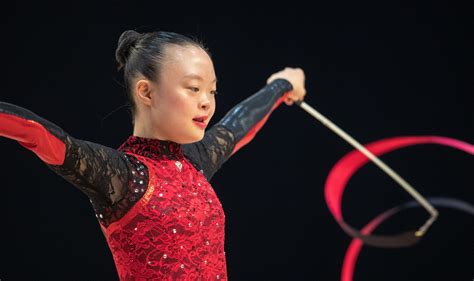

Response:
(0, 113), (66, 165)
(230, 93), (289, 156)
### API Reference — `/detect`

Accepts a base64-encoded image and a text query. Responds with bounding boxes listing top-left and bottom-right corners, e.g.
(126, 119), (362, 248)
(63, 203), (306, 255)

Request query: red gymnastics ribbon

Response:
(293, 99), (473, 280)
(329, 136), (473, 281)
(324, 136), (473, 247)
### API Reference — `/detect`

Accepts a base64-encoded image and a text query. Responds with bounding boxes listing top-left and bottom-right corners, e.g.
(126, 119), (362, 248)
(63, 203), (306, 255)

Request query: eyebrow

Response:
(183, 74), (218, 83)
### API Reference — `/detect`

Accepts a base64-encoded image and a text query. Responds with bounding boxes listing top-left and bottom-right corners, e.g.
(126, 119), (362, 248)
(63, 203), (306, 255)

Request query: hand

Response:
(266, 67), (306, 106)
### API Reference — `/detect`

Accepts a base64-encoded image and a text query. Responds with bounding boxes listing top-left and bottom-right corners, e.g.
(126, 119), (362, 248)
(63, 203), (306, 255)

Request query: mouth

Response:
(192, 115), (208, 123)
(192, 116), (208, 129)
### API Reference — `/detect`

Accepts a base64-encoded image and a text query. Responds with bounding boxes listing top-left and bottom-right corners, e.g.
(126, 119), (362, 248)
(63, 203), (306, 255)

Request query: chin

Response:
(191, 132), (205, 143)
(179, 132), (205, 144)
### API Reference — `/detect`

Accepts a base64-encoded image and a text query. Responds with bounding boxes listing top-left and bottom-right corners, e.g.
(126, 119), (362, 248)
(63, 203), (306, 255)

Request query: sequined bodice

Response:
(100, 136), (227, 280)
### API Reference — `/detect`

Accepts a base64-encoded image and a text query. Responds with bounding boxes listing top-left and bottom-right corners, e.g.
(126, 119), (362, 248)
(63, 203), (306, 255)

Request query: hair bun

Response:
(115, 30), (142, 70)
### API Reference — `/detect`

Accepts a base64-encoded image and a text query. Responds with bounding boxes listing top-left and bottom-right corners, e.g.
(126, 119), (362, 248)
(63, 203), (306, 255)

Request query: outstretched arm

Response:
(0, 102), (132, 208)
(182, 67), (306, 181)
(218, 78), (293, 156)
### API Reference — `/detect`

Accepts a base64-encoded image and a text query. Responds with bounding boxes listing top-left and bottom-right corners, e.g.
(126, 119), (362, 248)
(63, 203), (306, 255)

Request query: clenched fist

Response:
(267, 67), (306, 106)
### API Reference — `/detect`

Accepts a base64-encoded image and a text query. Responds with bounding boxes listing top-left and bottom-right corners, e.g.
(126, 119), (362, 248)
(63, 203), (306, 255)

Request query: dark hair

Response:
(115, 30), (209, 121)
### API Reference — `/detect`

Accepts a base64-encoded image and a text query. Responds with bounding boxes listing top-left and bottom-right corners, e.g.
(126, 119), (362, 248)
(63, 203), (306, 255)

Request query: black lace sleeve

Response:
(46, 136), (132, 205)
(218, 78), (293, 141)
(182, 78), (293, 181)
(0, 102), (133, 221)
(182, 124), (236, 181)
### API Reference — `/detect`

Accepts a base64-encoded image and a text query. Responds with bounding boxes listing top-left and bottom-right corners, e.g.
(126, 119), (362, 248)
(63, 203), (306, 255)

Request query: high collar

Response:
(118, 135), (184, 161)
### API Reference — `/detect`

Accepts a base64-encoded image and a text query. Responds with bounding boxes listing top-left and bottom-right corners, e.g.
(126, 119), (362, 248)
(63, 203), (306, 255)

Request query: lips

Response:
(192, 115), (208, 123)
(192, 115), (208, 129)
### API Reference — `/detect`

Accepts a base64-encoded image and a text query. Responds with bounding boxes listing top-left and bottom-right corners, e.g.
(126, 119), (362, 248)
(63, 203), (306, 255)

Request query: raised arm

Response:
(219, 78), (293, 156)
(0, 102), (133, 216)
(183, 67), (307, 181)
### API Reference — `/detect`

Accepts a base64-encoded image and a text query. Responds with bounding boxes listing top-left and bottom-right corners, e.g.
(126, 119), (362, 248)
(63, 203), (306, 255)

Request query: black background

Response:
(1, 2), (472, 281)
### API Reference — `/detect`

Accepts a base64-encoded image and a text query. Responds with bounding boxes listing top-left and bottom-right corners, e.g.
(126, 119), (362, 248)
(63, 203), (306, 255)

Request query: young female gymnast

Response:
(0, 30), (306, 280)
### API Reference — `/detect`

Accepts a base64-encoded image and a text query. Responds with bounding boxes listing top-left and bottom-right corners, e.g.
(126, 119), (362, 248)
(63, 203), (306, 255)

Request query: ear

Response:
(135, 79), (154, 106)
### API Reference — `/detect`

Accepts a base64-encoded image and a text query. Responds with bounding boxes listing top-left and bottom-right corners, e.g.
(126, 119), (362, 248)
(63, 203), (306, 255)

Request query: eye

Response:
(210, 90), (218, 95)
(188, 87), (200, 92)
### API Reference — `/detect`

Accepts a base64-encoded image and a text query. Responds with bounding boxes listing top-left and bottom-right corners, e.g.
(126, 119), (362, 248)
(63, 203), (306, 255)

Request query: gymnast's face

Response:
(135, 45), (217, 143)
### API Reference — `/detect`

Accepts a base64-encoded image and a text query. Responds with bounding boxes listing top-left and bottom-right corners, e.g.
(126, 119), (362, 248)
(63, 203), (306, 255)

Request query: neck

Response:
(133, 113), (167, 140)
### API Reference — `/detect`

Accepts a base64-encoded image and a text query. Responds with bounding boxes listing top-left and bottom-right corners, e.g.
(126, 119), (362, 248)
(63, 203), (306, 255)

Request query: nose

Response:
(199, 95), (211, 111)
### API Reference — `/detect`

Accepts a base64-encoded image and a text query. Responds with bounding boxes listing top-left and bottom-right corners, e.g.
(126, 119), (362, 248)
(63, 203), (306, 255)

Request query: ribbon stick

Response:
(295, 100), (444, 246)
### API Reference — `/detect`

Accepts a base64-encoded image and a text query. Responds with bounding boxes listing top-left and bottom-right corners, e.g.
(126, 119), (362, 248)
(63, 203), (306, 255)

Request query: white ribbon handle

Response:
(295, 99), (438, 236)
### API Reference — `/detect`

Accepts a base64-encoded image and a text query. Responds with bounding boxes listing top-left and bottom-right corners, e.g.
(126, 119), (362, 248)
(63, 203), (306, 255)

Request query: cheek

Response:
(173, 95), (194, 116)
(157, 92), (193, 122)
